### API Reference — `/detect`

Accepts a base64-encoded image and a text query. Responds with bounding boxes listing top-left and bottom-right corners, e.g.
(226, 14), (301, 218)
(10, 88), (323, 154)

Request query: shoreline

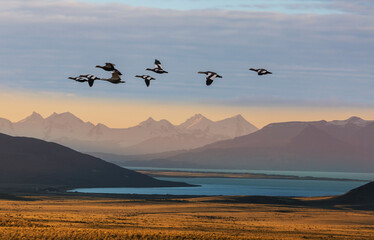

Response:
(137, 170), (368, 182)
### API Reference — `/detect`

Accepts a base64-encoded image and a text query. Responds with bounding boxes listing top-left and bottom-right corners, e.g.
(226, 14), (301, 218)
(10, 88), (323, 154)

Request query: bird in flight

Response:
(146, 59), (168, 74)
(68, 76), (95, 87)
(79, 74), (101, 80)
(96, 63), (122, 75)
(99, 70), (125, 84)
(249, 68), (272, 75)
(198, 71), (222, 86)
(135, 75), (155, 87)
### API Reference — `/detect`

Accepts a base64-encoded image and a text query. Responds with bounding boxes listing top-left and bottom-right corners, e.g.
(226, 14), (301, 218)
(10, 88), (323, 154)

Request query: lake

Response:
(71, 175), (369, 197)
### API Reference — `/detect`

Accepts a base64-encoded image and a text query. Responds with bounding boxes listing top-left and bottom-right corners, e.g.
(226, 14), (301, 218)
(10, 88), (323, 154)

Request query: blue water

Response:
(71, 177), (367, 197)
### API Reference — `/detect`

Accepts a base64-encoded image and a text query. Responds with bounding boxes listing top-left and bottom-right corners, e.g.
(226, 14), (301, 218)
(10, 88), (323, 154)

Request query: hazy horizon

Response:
(1, 109), (374, 129)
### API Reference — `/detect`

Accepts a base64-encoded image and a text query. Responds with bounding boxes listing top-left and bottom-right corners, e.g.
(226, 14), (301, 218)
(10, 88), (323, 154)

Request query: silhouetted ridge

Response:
(335, 181), (374, 204)
(0, 133), (190, 188)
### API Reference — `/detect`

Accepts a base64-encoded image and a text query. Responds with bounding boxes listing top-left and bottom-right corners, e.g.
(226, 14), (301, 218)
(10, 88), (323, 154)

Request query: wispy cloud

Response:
(0, 0), (373, 109)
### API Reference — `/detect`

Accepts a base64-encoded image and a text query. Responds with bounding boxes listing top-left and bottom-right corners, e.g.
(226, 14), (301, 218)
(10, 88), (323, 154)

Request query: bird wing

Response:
(206, 79), (214, 86)
(259, 69), (269, 75)
(105, 63), (115, 68)
(111, 71), (121, 80)
(88, 79), (94, 87)
(114, 69), (122, 75)
(154, 59), (163, 70)
(208, 73), (218, 81)
(145, 79), (150, 87)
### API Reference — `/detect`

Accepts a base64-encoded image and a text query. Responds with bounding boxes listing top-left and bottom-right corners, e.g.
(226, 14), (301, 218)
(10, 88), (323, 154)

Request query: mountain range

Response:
(0, 112), (258, 155)
(120, 117), (374, 172)
(0, 133), (190, 189)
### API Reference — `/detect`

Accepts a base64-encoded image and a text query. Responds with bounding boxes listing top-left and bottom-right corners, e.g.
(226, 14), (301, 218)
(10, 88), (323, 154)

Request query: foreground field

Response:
(0, 195), (374, 240)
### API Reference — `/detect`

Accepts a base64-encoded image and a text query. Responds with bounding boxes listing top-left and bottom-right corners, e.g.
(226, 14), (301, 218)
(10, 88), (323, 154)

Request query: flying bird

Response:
(135, 75), (155, 87)
(198, 71), (222, 86)
(79, 74), (101, 80)
(249, 68), (272, 75)
(146, 59), (168, 74)
(99, 70), (125, 84)
(68, 77), (95, 87)
(96, 63), (122, 75)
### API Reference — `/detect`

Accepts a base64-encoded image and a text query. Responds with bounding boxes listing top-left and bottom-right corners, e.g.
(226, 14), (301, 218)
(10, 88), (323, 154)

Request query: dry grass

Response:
(0, 196), (374, 239)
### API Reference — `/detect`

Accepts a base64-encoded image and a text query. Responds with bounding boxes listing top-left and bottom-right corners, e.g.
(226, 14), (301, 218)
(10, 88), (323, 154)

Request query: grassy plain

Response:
(0, 195), (374, 239)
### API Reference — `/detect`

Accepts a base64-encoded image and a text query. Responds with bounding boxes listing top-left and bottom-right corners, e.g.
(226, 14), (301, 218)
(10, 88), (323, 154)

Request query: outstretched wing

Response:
(208, 73), (218, 80)
(154, 59), (163, 70)
(105, 63), (115, 68)
(111, 70), (121, 80)
(114, 68), (122, 75)
(206, 72), (215, 78)
(206, 79), (214, 86)
(88, 79), (94, 87)
(145, 79), (150, 87)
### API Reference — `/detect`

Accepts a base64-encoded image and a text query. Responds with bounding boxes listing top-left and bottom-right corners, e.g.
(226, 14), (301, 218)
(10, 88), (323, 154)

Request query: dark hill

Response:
(0, 133), (191, 188)
(334, 181), (374, 204)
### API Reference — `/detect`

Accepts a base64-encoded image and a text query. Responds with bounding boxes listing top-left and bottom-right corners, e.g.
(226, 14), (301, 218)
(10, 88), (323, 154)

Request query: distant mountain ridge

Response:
(0, 112), (258, 155)
(125, 116), (374, 172)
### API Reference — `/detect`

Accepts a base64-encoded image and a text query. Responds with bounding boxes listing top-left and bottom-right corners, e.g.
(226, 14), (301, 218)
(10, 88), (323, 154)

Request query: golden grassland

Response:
(0, 195), (374, 240)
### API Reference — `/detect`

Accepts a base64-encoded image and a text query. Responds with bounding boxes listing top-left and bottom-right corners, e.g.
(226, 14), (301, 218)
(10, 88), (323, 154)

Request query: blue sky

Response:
(0, 0), (373, 126)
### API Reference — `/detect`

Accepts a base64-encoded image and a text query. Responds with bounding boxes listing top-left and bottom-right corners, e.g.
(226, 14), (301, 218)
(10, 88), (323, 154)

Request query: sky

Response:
(0, 0), (373, 128)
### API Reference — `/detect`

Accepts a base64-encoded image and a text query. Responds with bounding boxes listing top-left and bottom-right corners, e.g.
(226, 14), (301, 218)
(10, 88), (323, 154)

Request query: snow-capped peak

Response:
(45, 112), (85, 124)
(178, 114), (212, 130)
(17, 111), (44, 123)
(329, 116), (370, 127)
(139, 117), (156, 126)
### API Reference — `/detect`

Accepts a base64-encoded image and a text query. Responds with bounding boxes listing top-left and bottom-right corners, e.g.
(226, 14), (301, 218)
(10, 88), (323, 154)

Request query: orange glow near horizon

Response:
(2, 90), (374, 129)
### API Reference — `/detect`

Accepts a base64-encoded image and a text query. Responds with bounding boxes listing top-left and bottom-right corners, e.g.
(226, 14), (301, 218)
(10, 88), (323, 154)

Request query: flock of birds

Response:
(68, 60), (272, 87)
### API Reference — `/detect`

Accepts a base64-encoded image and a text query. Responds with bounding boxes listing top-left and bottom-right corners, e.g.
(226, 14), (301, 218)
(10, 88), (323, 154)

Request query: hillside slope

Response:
(0, 133), (190, 188)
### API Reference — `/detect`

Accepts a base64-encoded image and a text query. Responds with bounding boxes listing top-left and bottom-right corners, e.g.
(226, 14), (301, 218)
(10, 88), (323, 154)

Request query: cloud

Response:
(329, 0), (374, 15)
(0, 0), (373, 109)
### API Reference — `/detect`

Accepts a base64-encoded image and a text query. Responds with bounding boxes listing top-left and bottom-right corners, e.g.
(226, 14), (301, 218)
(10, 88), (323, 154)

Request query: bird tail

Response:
(88, 79), (94, 87)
